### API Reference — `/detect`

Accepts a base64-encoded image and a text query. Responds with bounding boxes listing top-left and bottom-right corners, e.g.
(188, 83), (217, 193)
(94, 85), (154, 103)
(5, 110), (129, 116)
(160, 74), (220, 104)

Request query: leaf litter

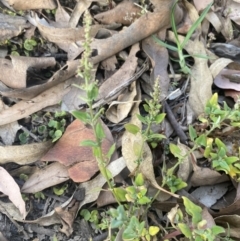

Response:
(1, 0), (240, 240)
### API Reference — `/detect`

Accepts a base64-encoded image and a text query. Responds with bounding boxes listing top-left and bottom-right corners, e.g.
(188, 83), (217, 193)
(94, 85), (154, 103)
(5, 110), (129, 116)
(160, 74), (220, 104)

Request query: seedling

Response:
(152, 1), (213, 75)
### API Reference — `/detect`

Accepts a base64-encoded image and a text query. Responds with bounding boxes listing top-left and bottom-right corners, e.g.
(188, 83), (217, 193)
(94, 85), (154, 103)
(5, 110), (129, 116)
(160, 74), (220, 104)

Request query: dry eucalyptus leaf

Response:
(210, 58), (233, 78)
(41, 119), (113, 182)
(0, 13), (30, 41)
(193, 0), (212, 11)
(0, 56), (56, 89)
(0, 141), (53, 165)
(191, 165), (229, 187)
(0, 167), (26, 219)
(94, 0), (141, 26)
(3, 0), (56, 10)
(21, 162), (69, 193)
(105, 82), (137, 123)
(142, 32), (170, 100)
(0, 81), (71, 126)
(214, 69), (240, 91)
(97, 43), (139, 102)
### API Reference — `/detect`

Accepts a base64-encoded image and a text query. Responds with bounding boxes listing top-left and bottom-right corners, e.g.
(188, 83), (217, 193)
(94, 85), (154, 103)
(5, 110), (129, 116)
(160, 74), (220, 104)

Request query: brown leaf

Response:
(0, 141), (53, 165)
(94, 0), (141, 26)
(0, 13), (30, 41)
(215, 215), (240, 239)
(21, 162), (69, 193)
(105, 82), (137, 123)
(4, 0), (56, 10)
(142, 32), (170, 100)
(41, 119), (113, 182)
(0, 56), (55, 89)
(191, 166), (230, 187)
(0, 167), (26, 219)
(0, 81), (70, 126)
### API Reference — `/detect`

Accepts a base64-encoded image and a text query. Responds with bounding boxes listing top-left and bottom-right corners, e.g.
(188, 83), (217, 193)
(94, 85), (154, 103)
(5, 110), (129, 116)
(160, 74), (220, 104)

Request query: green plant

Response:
(166, 197), (225, 241)
(53, 183), (68, 196)
(24, 39), (37, 51)
(19, 131), (29, 144)
(152, 1), (213, 75)
(125, 78), (166, 166)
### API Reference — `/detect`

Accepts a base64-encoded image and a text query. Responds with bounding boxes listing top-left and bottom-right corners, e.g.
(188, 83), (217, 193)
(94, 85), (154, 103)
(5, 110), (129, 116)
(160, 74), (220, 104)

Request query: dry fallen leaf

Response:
(3, 0), (56, 10)
(0, 167), (26, 219)
(41, 119), (113, 182)
(21, 162), (69, 193)
(0, 141), (53, 165)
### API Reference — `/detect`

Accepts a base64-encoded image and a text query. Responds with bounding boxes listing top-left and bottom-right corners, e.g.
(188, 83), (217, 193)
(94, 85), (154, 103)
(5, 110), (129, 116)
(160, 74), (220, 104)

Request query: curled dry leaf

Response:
(0, 56), (56, 89)
(0, 141), (53, 165)
(209, 58), (233, 78)
(41, 119), (113, 182)
(105, 82), (137, 123)
(0, 167), (26, 219)
(214, 68), (240, 91)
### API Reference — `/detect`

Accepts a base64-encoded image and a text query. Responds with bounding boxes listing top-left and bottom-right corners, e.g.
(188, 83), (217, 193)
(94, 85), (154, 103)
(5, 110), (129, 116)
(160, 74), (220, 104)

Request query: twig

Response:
(163, 100), (188, 143)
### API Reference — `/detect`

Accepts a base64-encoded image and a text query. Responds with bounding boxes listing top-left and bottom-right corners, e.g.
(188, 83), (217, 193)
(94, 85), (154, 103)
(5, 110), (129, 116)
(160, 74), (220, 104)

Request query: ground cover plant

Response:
(1, 0), (240, 241)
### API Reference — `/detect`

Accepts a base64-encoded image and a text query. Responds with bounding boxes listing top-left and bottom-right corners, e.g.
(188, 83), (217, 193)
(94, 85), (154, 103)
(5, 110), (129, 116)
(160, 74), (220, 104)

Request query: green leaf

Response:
(169, 143), (182, 158)
(178, 223), (192, 238)
(211, 225), (225, 235)
(135, 173), (145, 186)
(209, 92), (219, 106)
(189, 125), (197, 141)
(215, 138), (226, 151)
(80, 209), (91, 221)
(155, 113), (166, 124)
(96, 122), (105, 139)
(143, 104), (149, 112)
(148, 133), (166, 141)
(137, 114), (148, 124)
(107, 143), (116, 159)
(113, 187), (127, 202)
(149, 226), (160, 236)
(138, 196), (151, 205)
(88, 84), (98, 101)
(124, 123), (140, 134)
(72, 110), (90, 123)
(52, 130), (62, 142)
(182, 197), (202, 225)
(80, 140), (97, 147)
(195, 134), (207, 146)
(152, 35), (178, 51)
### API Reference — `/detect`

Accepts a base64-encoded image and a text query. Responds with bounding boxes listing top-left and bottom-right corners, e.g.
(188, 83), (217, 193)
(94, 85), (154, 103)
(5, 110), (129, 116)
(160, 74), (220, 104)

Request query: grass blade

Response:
(181, 2), (213, 48)
(171, 0), (180, 43)
(152, 35), (178, 51)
